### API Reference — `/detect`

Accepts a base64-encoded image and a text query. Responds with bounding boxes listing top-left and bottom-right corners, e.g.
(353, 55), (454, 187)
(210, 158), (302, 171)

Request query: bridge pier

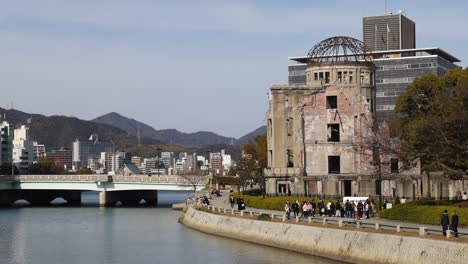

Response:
(0, 190), (22, 206)
(99, 190), (158, 207)
(65, 191), (82, 205)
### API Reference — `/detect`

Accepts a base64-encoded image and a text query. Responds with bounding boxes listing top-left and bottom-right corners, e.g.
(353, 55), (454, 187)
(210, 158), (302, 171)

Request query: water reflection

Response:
(0, 192), (342, 264)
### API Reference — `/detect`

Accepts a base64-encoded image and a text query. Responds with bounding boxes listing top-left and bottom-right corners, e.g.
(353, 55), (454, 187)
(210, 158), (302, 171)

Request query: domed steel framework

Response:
(307, 36), (371, 63)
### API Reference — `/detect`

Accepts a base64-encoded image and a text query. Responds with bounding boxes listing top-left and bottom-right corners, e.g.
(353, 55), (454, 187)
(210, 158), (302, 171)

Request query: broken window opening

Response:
(328, 156), (340, 174)
(349, 71), (353, 83)
(327, 124), (340, 142)
(391, 158), (399, 173)
(314, 72), (319, 81)
(337, 71), (342, 83)
(325, 72), (330, 83)
(326, 96), (337, 109)
(287, 150), (294, 168)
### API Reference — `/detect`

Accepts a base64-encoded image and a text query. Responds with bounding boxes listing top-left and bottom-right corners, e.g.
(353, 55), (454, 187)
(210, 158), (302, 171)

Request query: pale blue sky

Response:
(1, 0), (467, 138)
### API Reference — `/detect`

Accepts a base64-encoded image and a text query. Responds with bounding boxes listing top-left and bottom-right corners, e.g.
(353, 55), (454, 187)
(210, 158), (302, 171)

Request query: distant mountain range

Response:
(0, 108), (161, 151)
(92, 112), (266, 147)
(0, 108), (266, 153)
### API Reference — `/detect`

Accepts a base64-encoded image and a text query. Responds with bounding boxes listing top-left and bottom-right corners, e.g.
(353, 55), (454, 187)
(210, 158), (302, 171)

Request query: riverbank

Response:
(181, 206), (468, 264)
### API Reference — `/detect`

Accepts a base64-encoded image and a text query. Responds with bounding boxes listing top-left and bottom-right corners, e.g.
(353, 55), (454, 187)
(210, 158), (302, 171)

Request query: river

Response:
(0, 192), (341, 264)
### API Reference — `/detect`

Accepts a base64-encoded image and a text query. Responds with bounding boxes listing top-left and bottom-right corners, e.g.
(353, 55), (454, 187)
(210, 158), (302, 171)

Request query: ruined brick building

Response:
(265, 36), (421, 198)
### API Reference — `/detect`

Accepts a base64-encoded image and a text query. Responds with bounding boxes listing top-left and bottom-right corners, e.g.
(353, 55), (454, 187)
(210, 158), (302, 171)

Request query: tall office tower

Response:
(0, 121), (13, 166)
(72, 137), (113, 169)
(12, 125), (34, 172)
(363, 12), (415, 52)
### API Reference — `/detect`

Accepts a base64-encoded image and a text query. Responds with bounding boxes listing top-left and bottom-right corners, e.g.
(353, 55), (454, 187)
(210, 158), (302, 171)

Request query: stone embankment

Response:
(181, 206), (468, 264)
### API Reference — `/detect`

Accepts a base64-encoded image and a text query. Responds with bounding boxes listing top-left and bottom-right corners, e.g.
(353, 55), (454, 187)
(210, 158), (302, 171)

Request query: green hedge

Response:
(379, 202), (468, 225)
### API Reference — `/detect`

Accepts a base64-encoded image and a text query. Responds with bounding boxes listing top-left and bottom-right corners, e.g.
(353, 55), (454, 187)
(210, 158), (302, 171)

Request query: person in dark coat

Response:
(229, 196), (235, 208)
(237, 197), (242, 211)
(292, 200), (300, 217)
(441, 210), (450, 236)
(451, 211), (459, 237)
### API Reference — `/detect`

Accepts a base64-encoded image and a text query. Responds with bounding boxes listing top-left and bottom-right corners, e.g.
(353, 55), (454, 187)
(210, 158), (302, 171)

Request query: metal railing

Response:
(0, 175), (209, 185)
(198, 204), (468, 238)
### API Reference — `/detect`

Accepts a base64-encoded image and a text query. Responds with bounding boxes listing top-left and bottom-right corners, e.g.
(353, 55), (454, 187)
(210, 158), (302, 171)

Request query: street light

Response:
(256, 164), (265, 198)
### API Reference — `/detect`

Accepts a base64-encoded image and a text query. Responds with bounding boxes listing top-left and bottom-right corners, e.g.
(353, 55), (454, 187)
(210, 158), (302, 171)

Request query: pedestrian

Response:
(335, 201), (342, 217)
(307, 201), (313, 218)
(285, 201), (291, 220)
(330, 201), (335, 217)
(345, 200), (351, 218)
(441, 209), (450, 236)
(292, 200), (300, 217)
(318, 199), (324, 216)
(237, 197), (242, 211)
(302, 202), (308, 219)
(240, 198), (245, 210)
(451, 211), (459, 237)
(311, 199), (317, 217)
(229, 196), (235, 208)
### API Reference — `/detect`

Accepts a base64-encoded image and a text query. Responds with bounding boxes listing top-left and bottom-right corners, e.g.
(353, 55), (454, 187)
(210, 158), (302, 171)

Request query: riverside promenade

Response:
(209, 190), (468, 236)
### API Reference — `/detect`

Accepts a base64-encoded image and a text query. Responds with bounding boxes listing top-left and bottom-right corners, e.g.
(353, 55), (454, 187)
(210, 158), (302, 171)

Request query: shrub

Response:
(242, 189), (263, 196)
(257, 214), (272, 221)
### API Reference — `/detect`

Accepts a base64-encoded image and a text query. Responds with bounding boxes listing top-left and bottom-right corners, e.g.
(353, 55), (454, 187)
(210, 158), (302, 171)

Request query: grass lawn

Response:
(379, 201), (468, 226)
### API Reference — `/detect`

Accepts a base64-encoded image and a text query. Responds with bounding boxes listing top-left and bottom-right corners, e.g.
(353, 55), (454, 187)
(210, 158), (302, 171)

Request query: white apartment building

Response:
(12, 125), (34, 172)
(33, 141), (46, 160)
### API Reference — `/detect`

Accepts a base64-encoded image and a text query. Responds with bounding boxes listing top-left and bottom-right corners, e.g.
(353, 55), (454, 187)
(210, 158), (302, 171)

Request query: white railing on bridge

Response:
(0, 175), (208, 185)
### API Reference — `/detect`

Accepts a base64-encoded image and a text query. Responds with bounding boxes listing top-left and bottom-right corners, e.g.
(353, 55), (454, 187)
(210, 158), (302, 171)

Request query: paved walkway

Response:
(210, 190), (468, 235)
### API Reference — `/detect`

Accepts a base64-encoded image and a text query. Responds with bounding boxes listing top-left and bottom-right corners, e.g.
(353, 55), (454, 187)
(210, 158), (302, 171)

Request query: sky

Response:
(1, 0), (467, 138)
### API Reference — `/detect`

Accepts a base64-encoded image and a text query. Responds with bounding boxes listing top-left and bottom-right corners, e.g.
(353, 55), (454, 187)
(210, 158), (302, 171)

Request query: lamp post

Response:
(256, 165), (265, 198)
(373, 144), (382, 210)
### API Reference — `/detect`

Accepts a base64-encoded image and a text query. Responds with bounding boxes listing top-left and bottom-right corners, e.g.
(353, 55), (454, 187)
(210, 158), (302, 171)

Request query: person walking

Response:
(229, 196), (235, 209)
(292, 200), (300, 217)
(285, 201), (291, 220)
(451, 211), (459, 237)
(302, 202), (308, 219)
(441, 210), (450, 236)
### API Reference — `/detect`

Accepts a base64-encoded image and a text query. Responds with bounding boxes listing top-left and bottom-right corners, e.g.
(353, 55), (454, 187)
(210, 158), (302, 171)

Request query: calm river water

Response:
(0, 192), (340, 264)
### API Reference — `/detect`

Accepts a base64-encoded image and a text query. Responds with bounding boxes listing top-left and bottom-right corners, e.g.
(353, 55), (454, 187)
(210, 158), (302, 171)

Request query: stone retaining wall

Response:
(181, 207), (468, 264)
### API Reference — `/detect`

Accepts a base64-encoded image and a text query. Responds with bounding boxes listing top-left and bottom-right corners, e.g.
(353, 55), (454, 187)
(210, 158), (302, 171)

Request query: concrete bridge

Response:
(0, 175), (208, 206)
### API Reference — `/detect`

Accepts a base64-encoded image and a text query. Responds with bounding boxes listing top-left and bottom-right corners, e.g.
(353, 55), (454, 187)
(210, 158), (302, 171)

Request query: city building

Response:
(265, 36), (420, 198)
(142, 158), (166, 175)
(100, 152), (113, 172)
(72, 137), (113, 169)
(363, 12), (415, 52)
(209, 152), (222, 175)
(287, 13), (460, 119)
(131, 156), (142, 167)
(174, 159), (185, 175)
(111, 153), (125, 174)
(160, 152), (174, 169)
(222, 153), (232, 174)
(0, 121), (13, 166)
(33, 142), (46, 160)
(12, 125), (34, 172)
(48, 147), (72, 171)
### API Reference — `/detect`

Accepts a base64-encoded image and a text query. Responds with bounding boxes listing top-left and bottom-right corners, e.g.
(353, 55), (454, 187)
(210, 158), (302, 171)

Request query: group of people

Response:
(284, 199), (376, 220)
(230, 196), (246, 211)
(441, 210), (459, 237)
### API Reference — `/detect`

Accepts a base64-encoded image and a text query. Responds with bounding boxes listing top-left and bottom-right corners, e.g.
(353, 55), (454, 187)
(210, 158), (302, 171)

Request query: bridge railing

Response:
(0, 174), (208, 185)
